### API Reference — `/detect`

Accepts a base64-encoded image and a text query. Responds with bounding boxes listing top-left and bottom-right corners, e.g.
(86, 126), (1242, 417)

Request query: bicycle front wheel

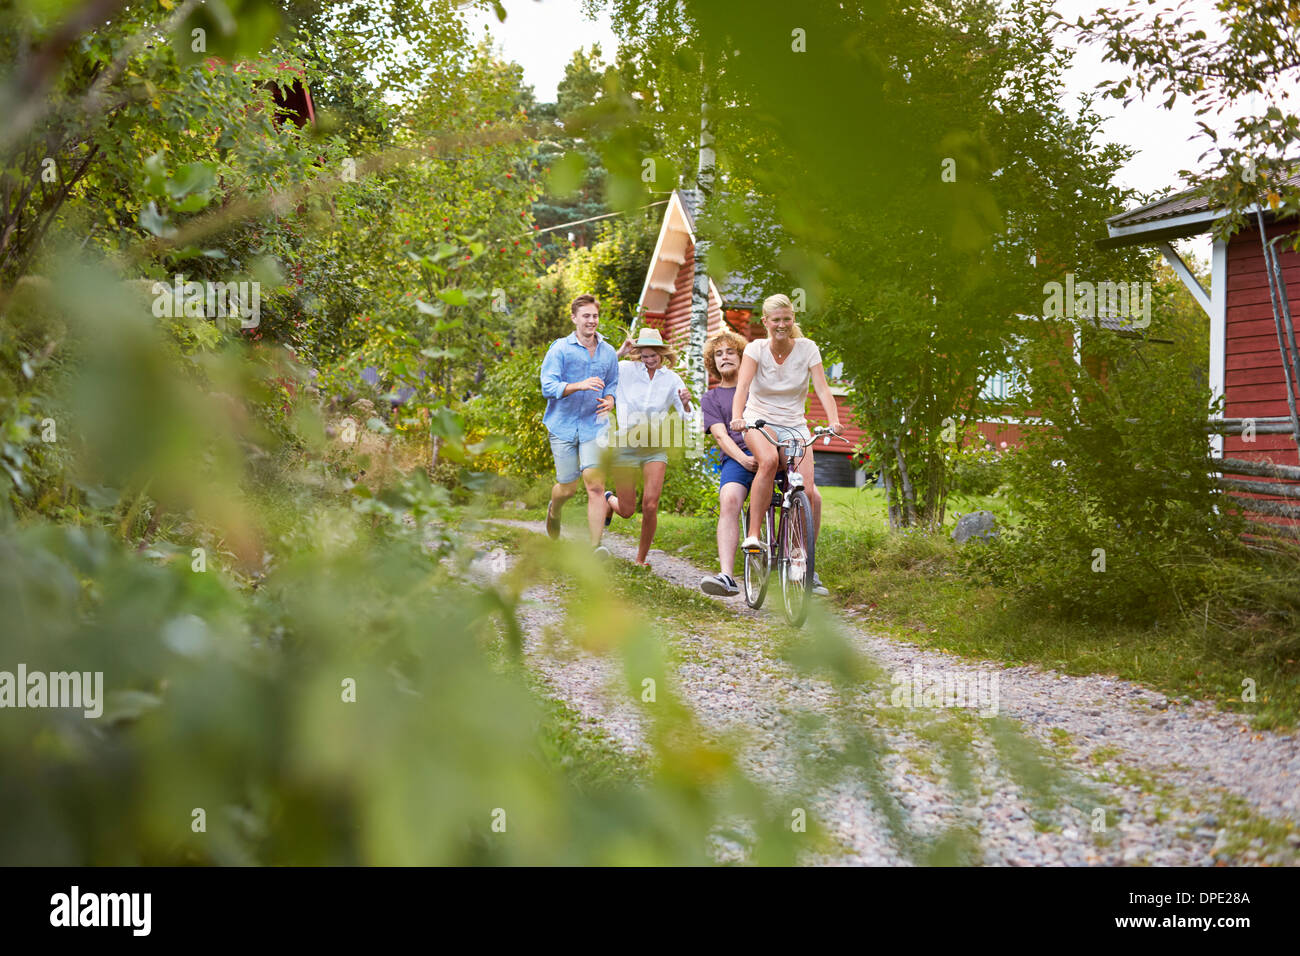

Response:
(742, 508), (771, 609)
(779, 489), (814, 627)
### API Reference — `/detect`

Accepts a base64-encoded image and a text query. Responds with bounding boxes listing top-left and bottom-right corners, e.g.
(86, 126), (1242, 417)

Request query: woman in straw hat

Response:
(604, 327), (693, 567)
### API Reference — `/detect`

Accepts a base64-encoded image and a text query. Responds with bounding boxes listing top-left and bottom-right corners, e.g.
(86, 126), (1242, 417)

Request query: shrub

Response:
(658, 445), (721, 518)
(948, 435), (1011, 496)
(462, 345), (552, 481)
(971, 318), (1236, 624)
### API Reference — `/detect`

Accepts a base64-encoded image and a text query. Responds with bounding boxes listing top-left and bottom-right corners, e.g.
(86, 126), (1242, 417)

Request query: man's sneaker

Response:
(811, 572), (829, 596)
(546, 501), (560, 540)
(604, 490), (615, 527)
(741, 535), (763, 554)
(593, 545), (611, 559)
(701, 573), (740, 596)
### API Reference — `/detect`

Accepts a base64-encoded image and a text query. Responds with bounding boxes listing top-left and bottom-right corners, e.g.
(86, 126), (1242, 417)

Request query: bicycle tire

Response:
(742, 508), (771, 609)
(780, 489), (814, 627)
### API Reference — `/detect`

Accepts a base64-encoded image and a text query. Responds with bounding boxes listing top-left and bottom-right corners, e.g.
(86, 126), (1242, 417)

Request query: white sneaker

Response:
(741, 536), (763, 554)
(701, 573), (740, 596)
(811, 572), (829, 596)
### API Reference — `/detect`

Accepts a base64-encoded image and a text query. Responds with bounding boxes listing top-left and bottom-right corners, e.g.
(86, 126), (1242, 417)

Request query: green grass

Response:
(480, 511), (1191, 864)
(817, 485), (1016, 534)
(474, 500), (1300, 865)
(524, 665), (651, 789)
(502, 485), (1300, 730)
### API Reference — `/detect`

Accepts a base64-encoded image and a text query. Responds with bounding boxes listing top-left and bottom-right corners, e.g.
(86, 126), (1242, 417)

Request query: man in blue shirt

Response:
(539, 294), (619, 554)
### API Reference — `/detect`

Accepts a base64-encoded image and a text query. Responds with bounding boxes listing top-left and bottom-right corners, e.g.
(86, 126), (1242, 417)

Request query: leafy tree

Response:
(509, 207), (658, 351)
(598, 0), (1152, 529)
(530, 45), (611, 258)
(1069, 0), (1300, 244)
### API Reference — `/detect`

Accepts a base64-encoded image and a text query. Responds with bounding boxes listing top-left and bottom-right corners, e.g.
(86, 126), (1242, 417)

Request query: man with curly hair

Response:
(698, 327), (755, 596)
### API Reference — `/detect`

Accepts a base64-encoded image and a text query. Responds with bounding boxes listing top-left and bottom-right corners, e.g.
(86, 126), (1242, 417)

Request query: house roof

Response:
(1099, 169), (1300, 249)
(1106, 188), (1215, 230)
(638, 189), (733, 316)
(1088, 313), (1173, 343)
(718, 273), (764, 310)
(639, 188), (765, 312)
(639, 191), (706, 315)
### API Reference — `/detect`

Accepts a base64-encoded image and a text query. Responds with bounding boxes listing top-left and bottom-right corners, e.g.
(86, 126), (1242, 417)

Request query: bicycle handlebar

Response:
(741, 420), (852, 456)
(744, 419), (850, 440)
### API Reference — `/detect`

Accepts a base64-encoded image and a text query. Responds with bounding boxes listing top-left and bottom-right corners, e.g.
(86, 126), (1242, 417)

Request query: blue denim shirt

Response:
(540, 332), (619, 443)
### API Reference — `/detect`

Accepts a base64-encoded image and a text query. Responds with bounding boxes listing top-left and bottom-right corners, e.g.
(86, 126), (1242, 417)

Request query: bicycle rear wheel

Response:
(742, 508), (771, 609)
(779, 489), (814, 626)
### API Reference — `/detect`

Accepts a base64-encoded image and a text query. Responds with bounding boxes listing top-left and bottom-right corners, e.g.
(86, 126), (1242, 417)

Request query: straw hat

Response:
(634, 328), (666, 348)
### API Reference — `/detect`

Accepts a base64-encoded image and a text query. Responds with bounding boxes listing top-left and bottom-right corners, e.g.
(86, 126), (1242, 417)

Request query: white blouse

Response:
(741, 337), (823, 434)
(614, 360), (687, 433)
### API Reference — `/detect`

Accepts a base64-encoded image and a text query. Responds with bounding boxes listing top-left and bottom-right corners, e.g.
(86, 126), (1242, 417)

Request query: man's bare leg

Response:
(550, 480), (578, 511)
(717, 483), (746, 579)
(581, 469), (607, 546)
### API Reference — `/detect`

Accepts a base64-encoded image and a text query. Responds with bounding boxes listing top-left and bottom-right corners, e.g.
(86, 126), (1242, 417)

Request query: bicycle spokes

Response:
(779, 491), (814, 626)
(787, 542), (807, 582)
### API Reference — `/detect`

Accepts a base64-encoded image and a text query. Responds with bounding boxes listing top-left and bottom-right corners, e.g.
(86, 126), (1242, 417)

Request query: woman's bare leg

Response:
(747, 430), (779, 540)
(636, 460), (667, 563)
(606, 466), (639, 519)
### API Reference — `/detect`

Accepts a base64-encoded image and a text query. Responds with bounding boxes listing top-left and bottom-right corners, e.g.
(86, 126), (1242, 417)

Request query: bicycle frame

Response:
(748, 421), (847, 556)
(747, 422), (813, 563)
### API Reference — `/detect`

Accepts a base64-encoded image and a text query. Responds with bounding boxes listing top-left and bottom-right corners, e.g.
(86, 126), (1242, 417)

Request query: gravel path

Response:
(482, 519), (1300, 866)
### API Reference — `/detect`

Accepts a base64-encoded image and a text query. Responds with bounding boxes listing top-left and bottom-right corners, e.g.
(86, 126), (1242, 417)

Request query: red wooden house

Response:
(1101, 174), (1300, 532)
(205, 58), (316, 127)
(636, 189), (867, 485)
(636, 189), (1047, 484)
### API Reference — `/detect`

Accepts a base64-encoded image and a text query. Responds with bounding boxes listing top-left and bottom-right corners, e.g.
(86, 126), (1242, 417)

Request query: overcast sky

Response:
(467, 0), (1292, 264)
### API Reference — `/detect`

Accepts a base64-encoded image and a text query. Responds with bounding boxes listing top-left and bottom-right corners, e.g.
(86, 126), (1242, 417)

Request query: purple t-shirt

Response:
(701, 386), (749, 457)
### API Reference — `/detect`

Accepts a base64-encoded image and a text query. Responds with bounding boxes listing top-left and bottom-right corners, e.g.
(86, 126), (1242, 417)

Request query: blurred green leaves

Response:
(546, 151), (588, 199)
(170, 0), (283, 68)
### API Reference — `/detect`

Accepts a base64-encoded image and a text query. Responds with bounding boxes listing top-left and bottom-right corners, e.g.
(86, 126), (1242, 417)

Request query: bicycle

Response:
(738, 420), (848, 626)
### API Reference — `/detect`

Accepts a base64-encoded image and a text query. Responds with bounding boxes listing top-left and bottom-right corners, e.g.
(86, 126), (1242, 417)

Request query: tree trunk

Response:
(878, 433), (906, 530)
(683, 92), (714, 462)
(880, 462), (901, 530)
(686, 91), (714, 405)
(893, 434), (919, 526)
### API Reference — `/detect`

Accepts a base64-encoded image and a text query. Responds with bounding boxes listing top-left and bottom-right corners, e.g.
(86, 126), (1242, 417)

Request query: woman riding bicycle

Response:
(729, 293), (842, 595)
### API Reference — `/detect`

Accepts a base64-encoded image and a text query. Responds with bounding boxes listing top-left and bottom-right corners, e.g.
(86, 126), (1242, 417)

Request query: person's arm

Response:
(810, 362), (843, 434)
(596, 352), (619, 414)
(539, 344), (566, 400)
(670, 371), (690, 415)
(709, 422), (755, 469)
(729, 354), (757, 431)
(541, 344), (603, 398)
(606, 353), (620, 398)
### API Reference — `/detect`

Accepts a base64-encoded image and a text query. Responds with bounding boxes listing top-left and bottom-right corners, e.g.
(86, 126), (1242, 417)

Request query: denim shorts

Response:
(614, 446), (669, 469)
(719, 456), (756, 491)
(548, 432), (604, 484)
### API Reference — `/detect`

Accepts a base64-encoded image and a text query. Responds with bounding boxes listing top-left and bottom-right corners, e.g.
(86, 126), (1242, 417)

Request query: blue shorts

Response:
(549, 432), (604, 484)
(614, 446), (669, 469)
(719, 456), (756, 491)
